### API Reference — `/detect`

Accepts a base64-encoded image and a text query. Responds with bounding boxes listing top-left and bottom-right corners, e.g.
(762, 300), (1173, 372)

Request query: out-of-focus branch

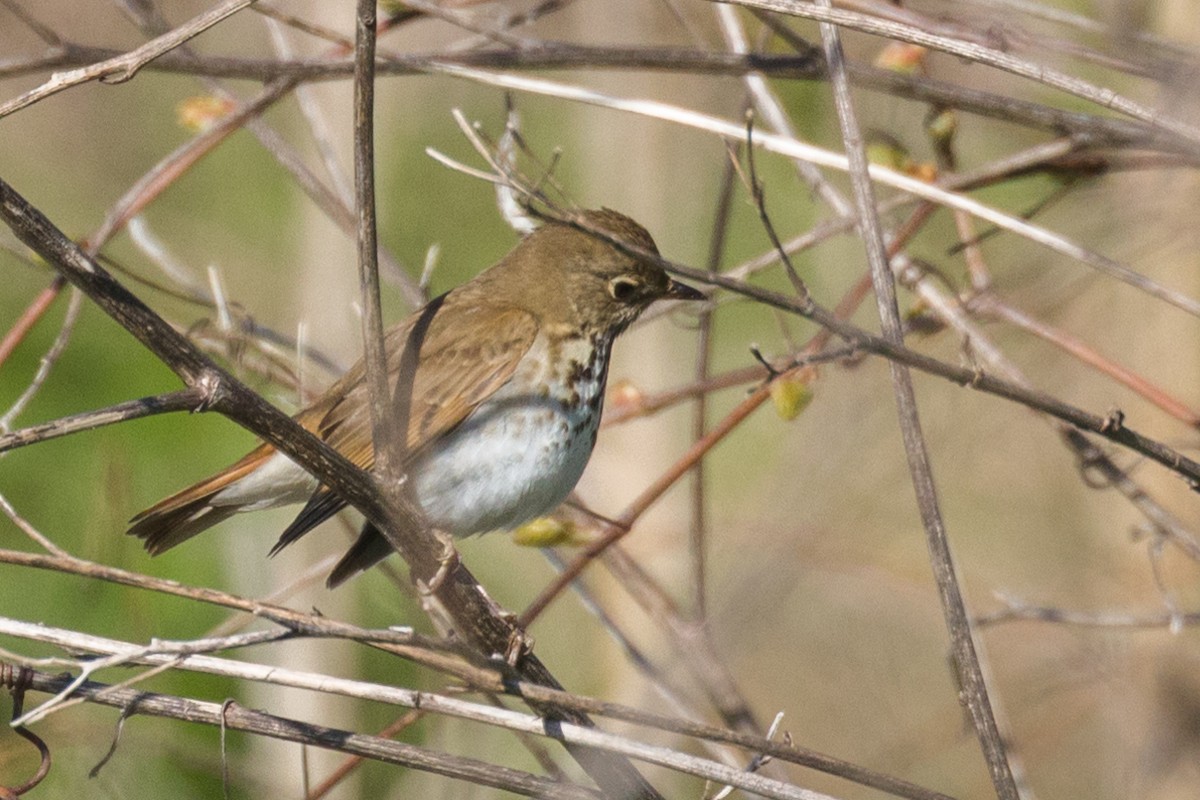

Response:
(814, 6), (1020, 797)
(0, 276), (63, 370)
(0, 43), (1193, 157)
(0, 665), (604, 800)
(726, 0), (1200, 147)
(0, 0), (258, 119)
(0, 621), (840, 800)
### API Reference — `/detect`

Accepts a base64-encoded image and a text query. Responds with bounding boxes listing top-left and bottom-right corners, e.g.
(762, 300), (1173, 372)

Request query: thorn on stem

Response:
(1099, 407), (1125, 433)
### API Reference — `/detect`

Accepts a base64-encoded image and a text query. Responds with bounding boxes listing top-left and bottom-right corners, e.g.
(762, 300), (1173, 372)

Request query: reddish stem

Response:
(0, 276), (64, 370)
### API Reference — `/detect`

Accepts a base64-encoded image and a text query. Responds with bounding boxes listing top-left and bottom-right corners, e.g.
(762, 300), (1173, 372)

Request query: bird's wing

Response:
(321, 298), (539, 464)
(271, 298), (539, 554)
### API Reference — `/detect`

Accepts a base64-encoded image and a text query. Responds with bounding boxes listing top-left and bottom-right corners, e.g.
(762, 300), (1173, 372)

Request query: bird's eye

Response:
(608, 277), (640, 302)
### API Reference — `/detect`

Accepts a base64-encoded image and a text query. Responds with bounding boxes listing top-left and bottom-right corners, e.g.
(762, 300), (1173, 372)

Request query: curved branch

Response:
(6, 665), (603, 800)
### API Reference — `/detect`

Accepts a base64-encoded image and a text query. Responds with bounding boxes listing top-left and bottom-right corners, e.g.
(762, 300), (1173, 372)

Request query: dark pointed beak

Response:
(663, 278), (705, 301)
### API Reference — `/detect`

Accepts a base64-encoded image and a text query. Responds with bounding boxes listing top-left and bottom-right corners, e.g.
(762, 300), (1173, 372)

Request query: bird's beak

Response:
(663, 278), (705, 301)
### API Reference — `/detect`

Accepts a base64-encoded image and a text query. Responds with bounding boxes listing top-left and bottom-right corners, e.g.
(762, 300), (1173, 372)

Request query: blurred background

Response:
(3, 1), (1200, 798)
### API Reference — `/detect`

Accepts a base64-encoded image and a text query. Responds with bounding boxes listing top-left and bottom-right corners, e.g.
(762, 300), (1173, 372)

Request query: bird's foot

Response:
(503, 623), (534, 667)
(419, 531), (460, 595)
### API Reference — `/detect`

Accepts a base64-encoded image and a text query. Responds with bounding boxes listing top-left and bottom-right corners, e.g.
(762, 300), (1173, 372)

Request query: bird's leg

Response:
(419, 529), (460, 595)
(503, 622), (534, 667)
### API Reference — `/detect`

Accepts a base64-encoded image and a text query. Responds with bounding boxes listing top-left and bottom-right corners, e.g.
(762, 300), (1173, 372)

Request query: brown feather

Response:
(268, 299), (539, 560)
(127, 442), (279, 553)
(317, 302), (539, 469)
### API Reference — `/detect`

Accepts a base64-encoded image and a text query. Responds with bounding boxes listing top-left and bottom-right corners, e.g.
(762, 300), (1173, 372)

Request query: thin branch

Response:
(743, 118), (811, 298)
(0, 389), (204, 453)
(0, 491), (67, 556)
(977, 296), (1200, 427)
(353, 0), (400, 479)
(0, 275), (63, 370)
(0, 548), (463, 657)
(715, 4), (850, 216)
(893, 0), (1199, 77)
(976, 596), (1200, 629)
(1, 288), (83, 432)
(0, 0), (63, 45)
(262, 18), (355, 215)
(689, 149), (739, 619)
(9, 627), (294, 727)
(725, 0), (1200, 147)
(424, 64), (1200, 319)
(396, 0), (533, 48)
(253, 1), (354, 48)
(4, 665), (602, 800)
(815, 8), (1020, 798)
(0, 0), (258, 119)
(0, 621), (840, 800)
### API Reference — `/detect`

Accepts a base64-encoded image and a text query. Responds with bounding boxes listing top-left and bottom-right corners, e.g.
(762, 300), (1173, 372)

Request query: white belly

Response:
(215, 334), (608, 536)
(413, 335), (606, 534)
(412, 392), (599, 535)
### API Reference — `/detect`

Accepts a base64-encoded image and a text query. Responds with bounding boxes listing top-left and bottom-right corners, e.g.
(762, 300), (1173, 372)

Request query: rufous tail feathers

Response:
(127, 444), (277, 554)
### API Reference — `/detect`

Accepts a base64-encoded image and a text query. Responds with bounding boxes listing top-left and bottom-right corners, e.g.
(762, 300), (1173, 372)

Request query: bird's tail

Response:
(127, 443), (276, 554)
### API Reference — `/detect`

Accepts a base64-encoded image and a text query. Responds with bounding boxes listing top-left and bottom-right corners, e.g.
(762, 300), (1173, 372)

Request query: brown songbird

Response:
(129, 209), (703, 586)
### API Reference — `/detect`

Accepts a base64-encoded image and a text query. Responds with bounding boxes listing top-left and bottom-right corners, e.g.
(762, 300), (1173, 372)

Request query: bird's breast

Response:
(410, 334), (611, 536)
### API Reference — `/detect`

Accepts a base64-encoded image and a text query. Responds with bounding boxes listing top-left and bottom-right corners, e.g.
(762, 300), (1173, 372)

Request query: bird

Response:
(128, 209), (703, 588)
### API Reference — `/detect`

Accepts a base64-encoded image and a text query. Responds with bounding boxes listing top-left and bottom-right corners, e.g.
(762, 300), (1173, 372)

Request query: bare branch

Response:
(423, 64), (1200, 318)
(0, 0), (258, 119)
(815, 6), (1020, 797)
(0, 619), (846, 800)
(2, 665), (603, 800)
(0, 389), (205, 453)
(725, 0), (1200, 147)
